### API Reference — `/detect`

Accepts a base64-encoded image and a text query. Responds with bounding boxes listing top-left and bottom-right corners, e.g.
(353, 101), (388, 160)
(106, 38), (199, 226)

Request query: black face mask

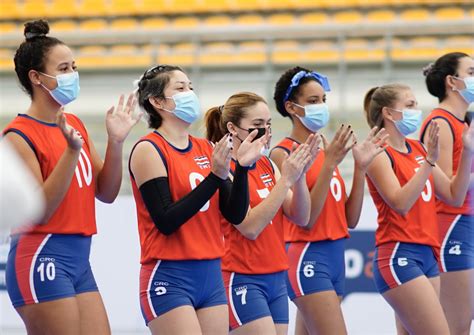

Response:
(235, 126), (266, 142)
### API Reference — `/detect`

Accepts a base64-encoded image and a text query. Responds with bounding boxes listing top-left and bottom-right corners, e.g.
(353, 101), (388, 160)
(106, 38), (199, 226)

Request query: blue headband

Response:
(283, 70), (331, 103)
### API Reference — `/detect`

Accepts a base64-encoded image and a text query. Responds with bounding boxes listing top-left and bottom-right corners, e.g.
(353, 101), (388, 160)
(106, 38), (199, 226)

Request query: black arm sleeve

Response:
(139, 173), (223, 235)
(219, 163), (249, 225)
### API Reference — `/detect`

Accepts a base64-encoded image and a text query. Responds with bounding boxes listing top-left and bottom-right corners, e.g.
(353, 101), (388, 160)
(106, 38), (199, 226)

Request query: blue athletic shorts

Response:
(6, 233), (98, 308)
(373, 242), (439, 294)
(223, 270), (289, 331)
(438, 213), (474, 272)
(285, 239), (346, 300)
(139, 258), (227, 325)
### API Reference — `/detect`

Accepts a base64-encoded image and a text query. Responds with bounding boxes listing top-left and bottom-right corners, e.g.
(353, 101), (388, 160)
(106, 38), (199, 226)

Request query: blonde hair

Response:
(363, 83), (411, 128)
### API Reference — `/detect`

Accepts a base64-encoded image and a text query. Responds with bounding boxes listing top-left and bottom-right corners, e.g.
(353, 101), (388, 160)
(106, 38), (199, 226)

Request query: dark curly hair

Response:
(136, 64), (184, 129)
(273, 66), (323, 118)
(14, 19), (64, 98)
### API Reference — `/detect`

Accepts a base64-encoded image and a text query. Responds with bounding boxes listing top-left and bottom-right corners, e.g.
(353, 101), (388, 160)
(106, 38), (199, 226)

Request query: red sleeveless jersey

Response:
(272, 138), (349, 243)
(221, 157), (287, 274)
(130, 131), (224, 264)
(3, 113), (96, 235)
(367, 139), (439, 247)
(420, 108), (473, 215)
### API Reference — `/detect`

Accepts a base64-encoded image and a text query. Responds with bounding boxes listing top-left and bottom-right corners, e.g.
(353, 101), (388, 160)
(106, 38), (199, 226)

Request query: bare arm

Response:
(431, 122), (474, 206)
(345, 127), (388, 228)
(423, 119), (453, 177)
(270, 148), (311, 228)
(367, 123), (440, 215)
(281, 168), (310, 227)
(90, 137), (124, 203)
(5, 111), (83, 222)
(367, 153), (434, 215)
(92, 94), (141, 203)
(306, 125), (355, 229)
(234, 172), (292, 240)
(234, 143), (311, 240)
(270, 134), (320, 227)
(345, 165), (366, 228)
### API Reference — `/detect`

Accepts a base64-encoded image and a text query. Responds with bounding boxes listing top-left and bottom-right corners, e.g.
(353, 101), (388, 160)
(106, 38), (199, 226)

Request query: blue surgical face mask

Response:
(293, 102), (329, 132)
(391, 108), (422, 136)
(40, 71), (80, 106)
(164, 91), (201, 124)
(454, 76), (474, 104)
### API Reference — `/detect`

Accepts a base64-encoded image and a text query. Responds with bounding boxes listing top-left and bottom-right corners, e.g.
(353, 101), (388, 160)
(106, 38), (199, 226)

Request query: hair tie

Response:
(218, 105), (224, 113)
(283, 70), (331, 103)
(422, 63), (434, 77)
(25, 32), (45, 40)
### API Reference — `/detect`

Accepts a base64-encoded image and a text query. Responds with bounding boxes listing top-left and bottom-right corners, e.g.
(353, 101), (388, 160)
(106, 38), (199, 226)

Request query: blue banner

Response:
(344, 230), (377, 297)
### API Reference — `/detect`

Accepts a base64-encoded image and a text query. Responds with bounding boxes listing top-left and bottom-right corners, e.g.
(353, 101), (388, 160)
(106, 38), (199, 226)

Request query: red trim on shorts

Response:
(14, 234), (49, 305)
(287, 242), (307, 297)
(377, 242), (399, 290)
(437, 213), (460, 273)
(140, 263), (157, 323)
(222, 271), (240, 330)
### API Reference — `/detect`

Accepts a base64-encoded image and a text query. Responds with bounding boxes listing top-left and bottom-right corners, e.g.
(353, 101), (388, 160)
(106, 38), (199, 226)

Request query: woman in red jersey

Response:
(271, 66), (388, 335)
(130, 67), (264, 334)
(3, 20), (140, 335)
(205, 92), (318, 335)
(365, 83), (473, 335)
(421, 52), (474, 335)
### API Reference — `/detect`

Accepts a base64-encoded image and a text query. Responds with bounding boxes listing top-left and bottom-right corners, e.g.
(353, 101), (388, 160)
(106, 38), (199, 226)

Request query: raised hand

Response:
(302, 133), (321, 174)
(352, 127), (389, 172)
(236, 127), (270, 167)
(281, 143), (312, 186)
(106, 93), (143, 143)
(324, 124), (357, 167)
(462, 121), (474, 154)
(211, 134), (232, 179)
(426, 121), (440, 164)
(56, 108), (83, 151)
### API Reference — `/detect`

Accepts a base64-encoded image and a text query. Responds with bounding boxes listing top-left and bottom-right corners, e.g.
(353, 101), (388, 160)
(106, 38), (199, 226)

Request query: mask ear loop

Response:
(449, 75), (462, 92)
(37, 71), (56, 92)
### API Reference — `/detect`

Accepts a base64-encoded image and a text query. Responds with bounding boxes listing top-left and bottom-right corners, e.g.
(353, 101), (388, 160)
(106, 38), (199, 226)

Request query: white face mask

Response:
(293, 102), (330, 132)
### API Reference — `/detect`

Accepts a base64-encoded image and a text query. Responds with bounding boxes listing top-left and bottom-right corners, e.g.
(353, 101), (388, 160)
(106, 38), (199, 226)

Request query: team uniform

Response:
(222, 157), (288, 330)
(130, 131), (226, 325)
(4, 113), (98, 307)
(273, 138), (349, 299)
(420, 108), (474, 272)
(368, 139), (440, 294)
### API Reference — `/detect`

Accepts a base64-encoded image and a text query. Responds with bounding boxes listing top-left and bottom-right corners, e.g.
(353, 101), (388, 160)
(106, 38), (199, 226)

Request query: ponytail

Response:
(205, 105), (226, 142)
(363, 87), (381, 128)
(204, 92), (267, 143)
(363, 83), (411, 129)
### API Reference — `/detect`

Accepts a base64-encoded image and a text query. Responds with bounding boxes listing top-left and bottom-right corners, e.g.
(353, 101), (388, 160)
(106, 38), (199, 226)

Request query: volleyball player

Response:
(365, 83), (473, 335)
(3, 20), (140, 334)
(205, 91), (318, 334)
(271, 67), (388, 334)
(130, 66), (265, 334)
